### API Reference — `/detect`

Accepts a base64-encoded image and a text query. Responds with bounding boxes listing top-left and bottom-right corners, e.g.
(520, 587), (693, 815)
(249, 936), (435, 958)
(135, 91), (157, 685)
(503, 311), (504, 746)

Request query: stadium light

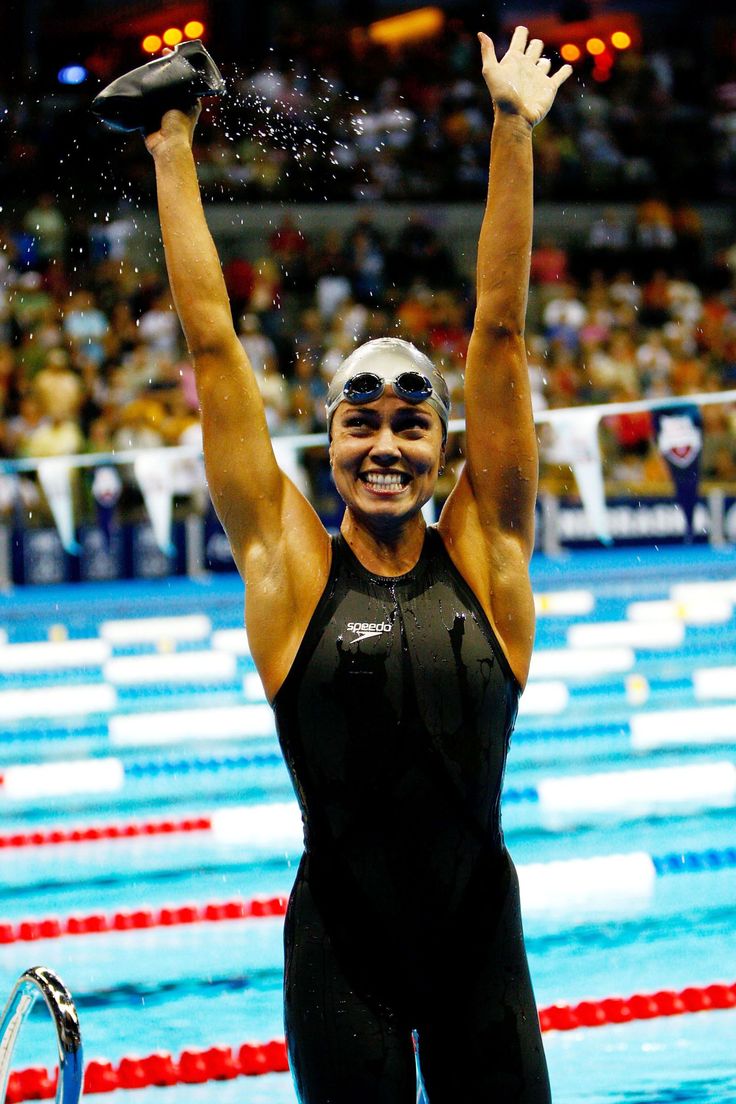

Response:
(586, 37), (605, 56)
(560, 43), (581, 62)
(611, 30), (632, 49)
(163, 27), (184, 47)
(58, 65), (88, 85)
(141, 20), (207, 55)
(368, 7), (444, 47)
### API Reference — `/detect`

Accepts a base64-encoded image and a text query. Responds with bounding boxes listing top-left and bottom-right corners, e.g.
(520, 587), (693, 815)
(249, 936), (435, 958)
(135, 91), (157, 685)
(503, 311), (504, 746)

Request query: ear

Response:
(438, 443), (446, 475)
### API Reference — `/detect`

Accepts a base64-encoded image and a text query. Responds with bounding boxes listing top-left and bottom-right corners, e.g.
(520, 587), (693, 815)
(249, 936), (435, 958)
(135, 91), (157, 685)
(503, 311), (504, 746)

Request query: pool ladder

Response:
(0, 967), (83, 1103)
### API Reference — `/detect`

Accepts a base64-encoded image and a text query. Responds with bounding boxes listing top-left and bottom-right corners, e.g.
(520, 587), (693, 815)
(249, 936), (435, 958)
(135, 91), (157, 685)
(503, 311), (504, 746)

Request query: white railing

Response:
(2, 389), (734, 475)
(1, 389), (734, 572)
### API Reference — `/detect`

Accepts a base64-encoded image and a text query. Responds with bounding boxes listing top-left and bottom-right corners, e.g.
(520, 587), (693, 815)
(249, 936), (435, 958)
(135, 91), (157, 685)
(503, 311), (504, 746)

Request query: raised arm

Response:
(461, 28), (571, 556)
(439, 28), (571, 686)
(144, 108), (323, 577)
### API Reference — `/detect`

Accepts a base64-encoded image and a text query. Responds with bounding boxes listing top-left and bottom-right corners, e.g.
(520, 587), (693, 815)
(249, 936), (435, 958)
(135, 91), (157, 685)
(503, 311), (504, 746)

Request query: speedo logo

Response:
(346, 620), (393, 644)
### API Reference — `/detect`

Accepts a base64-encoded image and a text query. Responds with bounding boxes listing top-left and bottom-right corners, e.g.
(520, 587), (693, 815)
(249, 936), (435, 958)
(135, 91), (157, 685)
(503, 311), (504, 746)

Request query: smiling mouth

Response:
(359, 471), (411, 494)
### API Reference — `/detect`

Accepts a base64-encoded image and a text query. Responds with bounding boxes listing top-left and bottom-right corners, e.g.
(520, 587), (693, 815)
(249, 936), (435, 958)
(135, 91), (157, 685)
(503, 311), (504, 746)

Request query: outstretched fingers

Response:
(536, 57), (552, 75)
(526, 37), (544, 62)
(509, 25), (529, 53)
(477, 31), (499, 70)
(551, 62), (574, 89)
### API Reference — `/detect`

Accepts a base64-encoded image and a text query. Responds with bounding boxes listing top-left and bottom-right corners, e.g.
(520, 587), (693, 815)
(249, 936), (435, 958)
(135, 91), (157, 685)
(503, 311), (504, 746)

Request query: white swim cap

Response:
(326, 338), (450, 438)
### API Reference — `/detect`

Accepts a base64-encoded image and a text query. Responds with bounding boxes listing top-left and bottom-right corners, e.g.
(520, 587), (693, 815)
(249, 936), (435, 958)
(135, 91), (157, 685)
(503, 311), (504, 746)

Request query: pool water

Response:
(1, 544), (735, 1102)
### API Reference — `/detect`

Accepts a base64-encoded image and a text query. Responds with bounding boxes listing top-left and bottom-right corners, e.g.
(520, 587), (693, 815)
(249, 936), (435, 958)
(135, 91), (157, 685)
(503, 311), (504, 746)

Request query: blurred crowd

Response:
(1, 17), (735, 210)
(2, 190), (736, 507)
(201, 23), (736, 204)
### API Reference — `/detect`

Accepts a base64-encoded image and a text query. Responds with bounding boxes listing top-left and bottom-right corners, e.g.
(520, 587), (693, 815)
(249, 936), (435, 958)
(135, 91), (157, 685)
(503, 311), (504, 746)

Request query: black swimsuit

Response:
(273, 527), (550, 1103)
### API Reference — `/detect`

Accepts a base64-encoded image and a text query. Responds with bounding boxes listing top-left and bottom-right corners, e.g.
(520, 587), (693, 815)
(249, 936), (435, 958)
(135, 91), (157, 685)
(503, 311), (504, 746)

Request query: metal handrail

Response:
(0, 967), (83, 1103)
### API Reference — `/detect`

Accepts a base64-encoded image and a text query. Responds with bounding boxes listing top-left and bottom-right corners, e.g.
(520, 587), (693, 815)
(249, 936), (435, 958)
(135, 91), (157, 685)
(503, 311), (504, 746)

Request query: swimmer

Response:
(140, 25), (571, 1102)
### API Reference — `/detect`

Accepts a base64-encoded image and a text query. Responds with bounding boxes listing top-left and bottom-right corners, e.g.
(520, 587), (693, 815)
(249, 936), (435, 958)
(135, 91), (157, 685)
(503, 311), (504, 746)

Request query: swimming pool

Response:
(1, 544), (735, 1103)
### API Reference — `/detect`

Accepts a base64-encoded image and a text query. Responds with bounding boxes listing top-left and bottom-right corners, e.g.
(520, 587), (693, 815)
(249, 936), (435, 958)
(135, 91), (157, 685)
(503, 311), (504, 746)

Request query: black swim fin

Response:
(91, 40), (225, 133)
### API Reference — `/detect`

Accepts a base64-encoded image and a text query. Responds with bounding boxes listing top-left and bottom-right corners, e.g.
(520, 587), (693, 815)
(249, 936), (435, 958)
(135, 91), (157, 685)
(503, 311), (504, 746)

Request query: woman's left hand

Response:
(478, 25), (572, 128)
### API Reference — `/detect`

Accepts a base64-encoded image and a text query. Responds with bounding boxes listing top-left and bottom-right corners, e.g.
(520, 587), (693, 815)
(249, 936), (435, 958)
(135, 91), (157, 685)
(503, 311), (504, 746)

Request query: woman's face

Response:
(329, 393), (444, 528)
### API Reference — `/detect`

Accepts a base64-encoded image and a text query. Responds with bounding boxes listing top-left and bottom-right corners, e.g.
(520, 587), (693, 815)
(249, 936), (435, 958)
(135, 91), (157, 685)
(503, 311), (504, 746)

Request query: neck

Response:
(341, 510), (427, 576)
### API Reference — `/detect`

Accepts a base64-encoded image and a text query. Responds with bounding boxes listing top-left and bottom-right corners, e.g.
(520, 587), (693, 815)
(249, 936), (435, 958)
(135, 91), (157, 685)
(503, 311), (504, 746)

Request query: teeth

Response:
(365, 473), (405, 486)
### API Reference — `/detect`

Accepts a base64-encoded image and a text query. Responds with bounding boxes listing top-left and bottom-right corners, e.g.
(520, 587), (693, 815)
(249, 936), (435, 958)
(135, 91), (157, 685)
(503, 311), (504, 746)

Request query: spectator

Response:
(22, 193), (67, 265)
(62, 290), (108, 365)
(238, 313), (279, 377)
(33, 348), (83, 422)
(24, 412), (84, 458)
(530, 237), (569, 286)
(543, 282), (588, 344)
(138, 291), (181, 357)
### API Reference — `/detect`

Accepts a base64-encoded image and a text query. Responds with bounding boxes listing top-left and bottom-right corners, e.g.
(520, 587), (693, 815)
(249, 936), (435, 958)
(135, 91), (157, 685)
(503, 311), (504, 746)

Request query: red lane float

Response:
(0, 815), (212, 851)
(5, 983), (736, 1101)
(0, 895), (288, 945)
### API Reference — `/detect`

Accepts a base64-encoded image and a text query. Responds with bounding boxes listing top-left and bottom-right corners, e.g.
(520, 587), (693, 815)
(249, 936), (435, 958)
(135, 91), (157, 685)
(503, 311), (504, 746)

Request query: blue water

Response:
(1, 546), (736, 1102)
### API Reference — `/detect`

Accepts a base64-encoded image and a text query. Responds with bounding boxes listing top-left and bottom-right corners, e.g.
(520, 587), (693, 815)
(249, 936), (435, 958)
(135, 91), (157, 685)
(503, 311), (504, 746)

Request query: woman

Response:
(145, 26), (571, 1103)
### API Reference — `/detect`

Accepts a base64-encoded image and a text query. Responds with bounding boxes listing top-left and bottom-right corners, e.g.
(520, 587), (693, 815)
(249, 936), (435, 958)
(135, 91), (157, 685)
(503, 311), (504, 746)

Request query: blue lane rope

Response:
(653, 847), (736, 874)
(123, 753), (541, 803)
(126, 752), (284, 778)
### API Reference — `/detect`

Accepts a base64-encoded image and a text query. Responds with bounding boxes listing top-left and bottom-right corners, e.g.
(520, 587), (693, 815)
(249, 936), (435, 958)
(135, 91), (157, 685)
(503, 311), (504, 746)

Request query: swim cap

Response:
(326, 338), (450, 438)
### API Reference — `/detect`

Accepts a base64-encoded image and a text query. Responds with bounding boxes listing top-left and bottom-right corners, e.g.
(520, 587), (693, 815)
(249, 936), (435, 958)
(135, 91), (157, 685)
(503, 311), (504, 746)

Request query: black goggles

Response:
(342, 370), (434, 407)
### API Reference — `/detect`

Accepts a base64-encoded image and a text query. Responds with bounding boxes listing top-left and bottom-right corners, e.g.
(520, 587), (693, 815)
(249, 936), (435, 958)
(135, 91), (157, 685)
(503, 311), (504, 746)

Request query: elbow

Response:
(474, 293), (526, 339)
(472, 313), (525, 342)
(184, 308), (239, 361)
(189, 330), (243, 364)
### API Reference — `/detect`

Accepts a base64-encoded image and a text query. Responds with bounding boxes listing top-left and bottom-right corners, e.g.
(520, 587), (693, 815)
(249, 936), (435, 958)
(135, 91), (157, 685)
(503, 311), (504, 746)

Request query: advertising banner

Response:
(651, 405), (703, 537)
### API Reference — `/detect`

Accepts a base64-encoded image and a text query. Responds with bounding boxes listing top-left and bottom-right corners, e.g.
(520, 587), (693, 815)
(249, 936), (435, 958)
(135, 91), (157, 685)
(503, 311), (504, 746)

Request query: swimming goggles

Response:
(342, 370), (434, 407)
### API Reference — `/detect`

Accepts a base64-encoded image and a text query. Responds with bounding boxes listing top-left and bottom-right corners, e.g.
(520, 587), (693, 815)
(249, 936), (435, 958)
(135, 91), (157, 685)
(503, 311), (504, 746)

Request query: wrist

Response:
(491, 109), (533, 137)
(148, 133), (194, 163)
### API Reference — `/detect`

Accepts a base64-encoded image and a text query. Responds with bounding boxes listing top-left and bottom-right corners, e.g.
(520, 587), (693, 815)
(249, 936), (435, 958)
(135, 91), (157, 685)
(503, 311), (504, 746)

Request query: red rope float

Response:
(0, 815), (212, 850)
(5, 982), (736, 1101)
(0, 895), (287, 945)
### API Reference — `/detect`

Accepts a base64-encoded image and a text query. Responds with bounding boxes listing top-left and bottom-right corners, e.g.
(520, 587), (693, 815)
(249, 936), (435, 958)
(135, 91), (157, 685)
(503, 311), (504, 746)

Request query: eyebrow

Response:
(341, 406), (433, 426)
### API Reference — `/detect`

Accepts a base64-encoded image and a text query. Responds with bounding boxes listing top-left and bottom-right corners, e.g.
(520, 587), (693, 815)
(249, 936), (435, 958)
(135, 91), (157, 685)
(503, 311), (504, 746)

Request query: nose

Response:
(368, 424), (401, 464)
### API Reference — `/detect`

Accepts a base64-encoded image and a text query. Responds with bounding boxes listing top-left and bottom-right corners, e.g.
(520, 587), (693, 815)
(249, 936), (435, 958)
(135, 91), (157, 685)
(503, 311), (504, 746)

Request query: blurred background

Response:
(1, 1), (736, 568)
(2, 7), (736, 1104)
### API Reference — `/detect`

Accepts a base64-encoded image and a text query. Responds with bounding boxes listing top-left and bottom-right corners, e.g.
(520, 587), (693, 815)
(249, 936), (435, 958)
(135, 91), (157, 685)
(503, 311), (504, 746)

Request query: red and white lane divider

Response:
(0, 895), (287, 945)
(0, 803), (303, 853)
(5, 982), (736, 1101)
(0, 814), (212, 850)
(0, 853), (660, 946)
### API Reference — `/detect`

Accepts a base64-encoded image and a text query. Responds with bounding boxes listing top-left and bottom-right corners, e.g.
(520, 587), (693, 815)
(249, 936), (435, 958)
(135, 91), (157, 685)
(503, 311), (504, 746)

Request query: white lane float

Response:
(693, 669), (736, 703)
(631, 703), (736, 749)
(0, 757), (124, 799)
(211, 629), (251, 656)
(517, 851), (656, 913)
(109, 704), (275, 747)
(529, 646), (634, 679)
(243, 673), (268, 702)
(211, 802), (303, 853)
(103, 651), (236, 686)
(534, 590), (594, 616)
(517, 681), (569, 716)
(99, 614), (211, 645)
(627, 598), (733, 625)
(0, 639), (111, 672)
(0, 683), (116, 721)
(567, 620), (684, 649)
(537, 761), (736, 827)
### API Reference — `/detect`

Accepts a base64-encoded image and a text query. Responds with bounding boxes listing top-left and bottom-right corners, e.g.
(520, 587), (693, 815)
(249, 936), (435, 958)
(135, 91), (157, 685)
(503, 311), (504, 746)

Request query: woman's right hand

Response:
(144, 103), (201, 156)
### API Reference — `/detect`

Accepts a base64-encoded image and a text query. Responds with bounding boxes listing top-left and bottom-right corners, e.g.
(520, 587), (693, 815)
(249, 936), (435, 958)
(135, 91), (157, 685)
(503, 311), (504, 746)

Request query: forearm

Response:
(475, 111), (533, 333)
(151, 139), (234, 355)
